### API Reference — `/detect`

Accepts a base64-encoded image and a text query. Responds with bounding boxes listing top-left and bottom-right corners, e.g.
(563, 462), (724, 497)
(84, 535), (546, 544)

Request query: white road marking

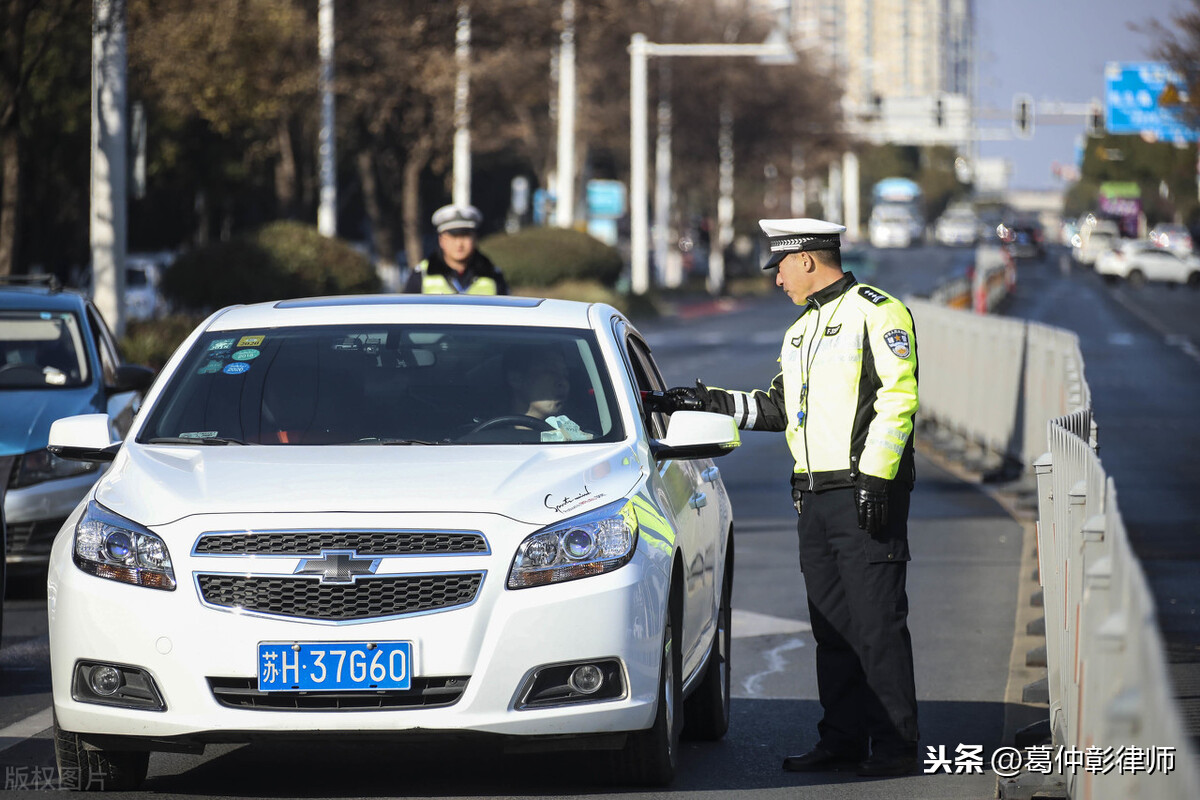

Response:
(732, 608), (811, 639)
(739, 637), (808, 698)
(0, 708), (53, 754)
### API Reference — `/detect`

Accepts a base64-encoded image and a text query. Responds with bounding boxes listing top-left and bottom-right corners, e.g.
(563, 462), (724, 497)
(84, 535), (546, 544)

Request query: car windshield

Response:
(0, 309), (90, 388)
(138, 324), (625, 446)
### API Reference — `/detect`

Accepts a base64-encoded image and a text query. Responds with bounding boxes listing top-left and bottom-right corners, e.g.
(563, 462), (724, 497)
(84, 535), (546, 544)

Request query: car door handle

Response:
(689, 492), (708, 510)
(701, 466), (720, 483)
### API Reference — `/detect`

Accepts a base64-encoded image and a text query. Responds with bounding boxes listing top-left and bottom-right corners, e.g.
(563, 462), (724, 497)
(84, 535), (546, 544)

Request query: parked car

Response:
(934, 207), (979, 246)
(1, 277), (154, 579)
(1094, 239), (1200, 287)
(869, 204), (923, 248)
(1148, 223), (1194, 256)
(46, 294), (739, 789)
(123, 253), (173, 322)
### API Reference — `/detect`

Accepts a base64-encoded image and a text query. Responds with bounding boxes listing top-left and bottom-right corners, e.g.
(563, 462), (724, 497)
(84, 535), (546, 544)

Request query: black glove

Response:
(855, 474), (890, 534)
(645, 380), (709, 413)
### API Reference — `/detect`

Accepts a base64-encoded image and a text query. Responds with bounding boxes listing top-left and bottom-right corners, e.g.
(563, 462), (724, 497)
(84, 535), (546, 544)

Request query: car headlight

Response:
(508, 499), (638, 589)
(9, 449), (100, 488)
(73, 501), (176, 590)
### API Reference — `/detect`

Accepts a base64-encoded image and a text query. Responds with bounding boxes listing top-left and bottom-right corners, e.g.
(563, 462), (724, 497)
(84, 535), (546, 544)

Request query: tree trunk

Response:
(274, 118), (297, 219)
(0, 126), (20, 276)
(401, 141), (432, 271)
(356, 147), (394, 266)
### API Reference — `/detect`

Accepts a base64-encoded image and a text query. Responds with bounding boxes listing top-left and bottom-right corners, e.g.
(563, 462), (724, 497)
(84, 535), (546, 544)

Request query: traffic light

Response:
(935, 97), (945, 127)
(1013, 94), (1034, 140)
(1086, 103), (1104, 137)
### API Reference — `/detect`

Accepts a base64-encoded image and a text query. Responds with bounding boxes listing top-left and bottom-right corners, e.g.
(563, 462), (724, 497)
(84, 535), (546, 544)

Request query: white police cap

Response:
(432, 204), (483, 233)
(759, 218), (846, 269)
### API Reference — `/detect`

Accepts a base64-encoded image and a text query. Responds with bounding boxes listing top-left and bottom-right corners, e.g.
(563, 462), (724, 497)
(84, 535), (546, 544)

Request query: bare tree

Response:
(1144, 0), (1200, 130)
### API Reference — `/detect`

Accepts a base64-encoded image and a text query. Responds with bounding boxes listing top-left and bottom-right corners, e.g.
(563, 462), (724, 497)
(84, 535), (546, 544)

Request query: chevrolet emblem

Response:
(294, 550), (380, 584)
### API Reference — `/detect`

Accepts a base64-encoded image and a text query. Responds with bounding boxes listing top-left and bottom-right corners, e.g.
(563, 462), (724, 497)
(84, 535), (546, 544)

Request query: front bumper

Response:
(48, 510), (670, 746)
(4, 471), (99, 564)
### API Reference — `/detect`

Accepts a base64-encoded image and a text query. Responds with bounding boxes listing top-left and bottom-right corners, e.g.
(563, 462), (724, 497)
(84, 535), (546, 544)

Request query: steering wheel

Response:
(0, 363), (46, 380)
(468, 415), (554, 434)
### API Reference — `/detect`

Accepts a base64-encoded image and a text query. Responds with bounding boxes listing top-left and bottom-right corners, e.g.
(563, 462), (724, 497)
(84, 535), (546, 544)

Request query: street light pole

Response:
(629, 34), (650, 295)
(554, 0), (576, 227)
(91, 0), (127, 337)
(627, 37), (796, 297)
(453, 2), (471, 206)
(317, 0), (336, 237)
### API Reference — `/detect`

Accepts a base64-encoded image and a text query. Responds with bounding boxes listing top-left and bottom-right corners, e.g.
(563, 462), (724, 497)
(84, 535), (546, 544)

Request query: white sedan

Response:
(46, 295), (739, 790)
(1094, 239), (1200, 287)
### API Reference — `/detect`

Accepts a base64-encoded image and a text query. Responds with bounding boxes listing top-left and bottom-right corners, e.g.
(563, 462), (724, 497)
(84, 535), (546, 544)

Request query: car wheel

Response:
(1127, 269), (1146, 289)
(1188, 272), (1200, 289)
(611, 588), (682, 786)
(683, 536), (733, 741)
(54, 719), (149, 791)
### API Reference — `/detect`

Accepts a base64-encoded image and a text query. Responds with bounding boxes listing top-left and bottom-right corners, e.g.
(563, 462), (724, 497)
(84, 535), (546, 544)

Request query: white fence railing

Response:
(908, 295), (1199, 798)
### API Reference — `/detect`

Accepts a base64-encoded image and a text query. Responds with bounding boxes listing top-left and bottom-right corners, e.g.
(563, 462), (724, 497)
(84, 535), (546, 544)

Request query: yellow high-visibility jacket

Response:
(703, 272), (918, 491)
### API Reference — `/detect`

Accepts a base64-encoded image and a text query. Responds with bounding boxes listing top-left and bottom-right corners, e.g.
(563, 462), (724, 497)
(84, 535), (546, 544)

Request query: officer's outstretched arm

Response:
(696, 372), (788, 431)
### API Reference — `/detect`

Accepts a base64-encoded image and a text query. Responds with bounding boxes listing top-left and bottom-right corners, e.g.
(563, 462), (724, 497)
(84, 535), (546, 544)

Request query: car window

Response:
(0, 309), (90, 388)
(138, 324), (624, 446)
(623, 335), (668, 439)
(85, 304), (120, 385)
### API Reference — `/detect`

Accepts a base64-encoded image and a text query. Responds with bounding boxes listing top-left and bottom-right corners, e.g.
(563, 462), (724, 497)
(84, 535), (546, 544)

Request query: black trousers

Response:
(796, 485), (918, 757)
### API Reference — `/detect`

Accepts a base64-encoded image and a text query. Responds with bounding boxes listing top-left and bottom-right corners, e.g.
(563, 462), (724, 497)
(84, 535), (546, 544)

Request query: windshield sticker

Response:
(208, 338), (235, 352)
(544, 485), (604, 515)
(179, 431), (218, 439)
(198, 359), (224, 375)
(237, 335), (265, 347)
(222, 362), (251, 375)
(231, 348), (260, 361)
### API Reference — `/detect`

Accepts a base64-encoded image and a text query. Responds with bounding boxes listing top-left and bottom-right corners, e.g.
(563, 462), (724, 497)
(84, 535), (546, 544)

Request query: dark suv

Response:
(1004, 219), (1046, 260)
(0, 277), (153, 598)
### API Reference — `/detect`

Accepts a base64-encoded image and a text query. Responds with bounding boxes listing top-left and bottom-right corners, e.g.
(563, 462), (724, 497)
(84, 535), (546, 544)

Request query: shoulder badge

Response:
(858, 286), (889, 305)
(884, 329), (912, 359)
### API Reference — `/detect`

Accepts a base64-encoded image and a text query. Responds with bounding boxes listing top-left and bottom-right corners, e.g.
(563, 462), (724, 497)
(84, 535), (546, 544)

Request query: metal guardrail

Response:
(909, 268), (1199, 797)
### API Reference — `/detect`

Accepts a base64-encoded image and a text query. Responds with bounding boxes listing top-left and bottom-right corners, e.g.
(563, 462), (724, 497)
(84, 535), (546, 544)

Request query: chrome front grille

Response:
(193, 530), (488, 556)
(195, 573), (484, 621)
(207, 676), (469, 711)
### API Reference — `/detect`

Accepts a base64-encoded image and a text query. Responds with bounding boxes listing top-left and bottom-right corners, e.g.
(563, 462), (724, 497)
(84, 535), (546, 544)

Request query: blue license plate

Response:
(257, 641), (412, 691)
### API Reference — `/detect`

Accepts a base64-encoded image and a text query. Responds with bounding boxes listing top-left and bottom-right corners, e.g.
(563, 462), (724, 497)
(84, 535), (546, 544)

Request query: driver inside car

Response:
(504, 344), (594, 442)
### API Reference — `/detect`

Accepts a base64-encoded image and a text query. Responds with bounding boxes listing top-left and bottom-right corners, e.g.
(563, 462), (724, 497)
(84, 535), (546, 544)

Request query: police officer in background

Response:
(654, 218), (920, 777)
(403, 204), (509, 295)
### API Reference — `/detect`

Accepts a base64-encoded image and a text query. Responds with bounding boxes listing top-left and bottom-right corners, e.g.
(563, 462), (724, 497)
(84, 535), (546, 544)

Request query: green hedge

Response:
(479, 227), (623, 288)
(121, 313), (206, 370)
(161, 221), (380, 313)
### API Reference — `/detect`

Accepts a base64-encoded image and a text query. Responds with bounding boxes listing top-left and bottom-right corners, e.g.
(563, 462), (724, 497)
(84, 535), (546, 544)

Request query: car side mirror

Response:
(108, 364), (156, 394)
(48, 413), (121, 462)
(650, 411), (740, 461)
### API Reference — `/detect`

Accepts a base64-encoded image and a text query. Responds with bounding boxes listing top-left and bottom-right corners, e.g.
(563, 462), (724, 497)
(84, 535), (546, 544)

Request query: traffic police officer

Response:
(403, 204), (509, 295)
(655, 217), (920, 777)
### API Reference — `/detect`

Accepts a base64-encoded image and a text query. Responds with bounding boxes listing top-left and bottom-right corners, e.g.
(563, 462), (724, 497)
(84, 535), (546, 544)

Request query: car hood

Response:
(0, 387), (103, 456)
(95, 442), (646, 527)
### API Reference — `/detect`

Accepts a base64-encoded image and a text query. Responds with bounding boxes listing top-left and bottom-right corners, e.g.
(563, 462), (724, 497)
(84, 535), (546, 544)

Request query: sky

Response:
(974, 0), (1189, 191)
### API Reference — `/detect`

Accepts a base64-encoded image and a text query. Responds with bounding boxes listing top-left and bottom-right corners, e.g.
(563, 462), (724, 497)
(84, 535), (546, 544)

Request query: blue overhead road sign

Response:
(1104, 61), (1197, 142)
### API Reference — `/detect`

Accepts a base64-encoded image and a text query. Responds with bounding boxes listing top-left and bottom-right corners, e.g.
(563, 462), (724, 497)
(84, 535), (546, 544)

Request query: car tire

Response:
(54, 719), (149, 792)
(1127, 269), (1146, 289)
(611, 587), (682, 787)
(1188, 272), (1200, 289)
(683, 536), (733, 741)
